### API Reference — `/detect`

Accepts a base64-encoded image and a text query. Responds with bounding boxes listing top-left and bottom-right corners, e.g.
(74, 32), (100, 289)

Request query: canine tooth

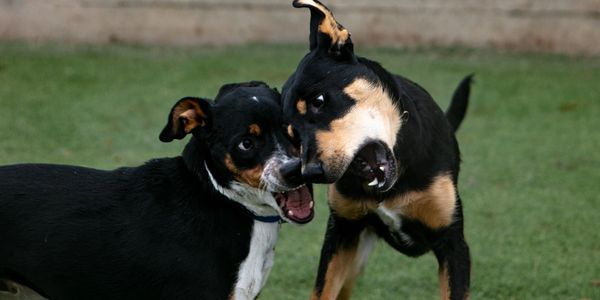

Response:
(378, 181), (385, 188)
(288, 210), (294, 216)
(368, 178), (379, 186)
(309, 201), (314, 208)
(379, 166), (385, 172)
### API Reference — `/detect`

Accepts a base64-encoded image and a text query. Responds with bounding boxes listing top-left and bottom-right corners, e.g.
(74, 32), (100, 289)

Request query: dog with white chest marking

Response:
(0, 81), (314, 300)
(282, 1), (473, 299)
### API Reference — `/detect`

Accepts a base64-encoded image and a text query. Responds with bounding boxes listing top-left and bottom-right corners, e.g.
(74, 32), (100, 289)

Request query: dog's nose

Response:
(302, 162), (326, 183)
(280, 158), (303, 186)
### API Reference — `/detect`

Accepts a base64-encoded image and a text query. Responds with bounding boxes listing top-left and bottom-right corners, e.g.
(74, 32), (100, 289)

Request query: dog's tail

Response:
(445, 74), (473, 132)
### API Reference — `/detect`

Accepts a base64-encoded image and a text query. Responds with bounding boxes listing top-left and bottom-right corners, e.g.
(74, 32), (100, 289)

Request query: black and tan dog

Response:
(282, 1), (472, 299)
(0, 82), (314, 300)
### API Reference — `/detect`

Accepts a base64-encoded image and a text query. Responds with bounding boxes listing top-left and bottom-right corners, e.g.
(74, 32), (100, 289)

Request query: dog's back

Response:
(0, 160), (253, 299)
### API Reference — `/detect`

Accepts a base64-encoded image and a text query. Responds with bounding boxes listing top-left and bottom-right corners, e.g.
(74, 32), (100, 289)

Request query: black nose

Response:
(280, 158), (304, 186)
(302, 162), (326, 183)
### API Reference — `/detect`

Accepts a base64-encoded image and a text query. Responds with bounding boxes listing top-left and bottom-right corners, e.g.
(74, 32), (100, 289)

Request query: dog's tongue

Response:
(277, 186), (314, 224)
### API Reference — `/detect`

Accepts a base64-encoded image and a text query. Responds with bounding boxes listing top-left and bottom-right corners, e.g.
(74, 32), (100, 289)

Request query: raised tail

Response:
(446, 74), (473, 132)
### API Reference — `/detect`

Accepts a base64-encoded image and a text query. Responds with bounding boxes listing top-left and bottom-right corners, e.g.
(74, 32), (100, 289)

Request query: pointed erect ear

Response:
(159, 97), (212, 143)
(293, 0), (353, 58)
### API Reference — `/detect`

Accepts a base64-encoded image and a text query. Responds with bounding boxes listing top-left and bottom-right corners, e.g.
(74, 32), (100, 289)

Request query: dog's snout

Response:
(280, 158), (303, 186)
(302, 162), (326, 183)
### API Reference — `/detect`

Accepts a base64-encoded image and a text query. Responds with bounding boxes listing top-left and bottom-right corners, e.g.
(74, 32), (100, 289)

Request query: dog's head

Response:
(160, 82), (314, 224)
(283, 0), (404, 193)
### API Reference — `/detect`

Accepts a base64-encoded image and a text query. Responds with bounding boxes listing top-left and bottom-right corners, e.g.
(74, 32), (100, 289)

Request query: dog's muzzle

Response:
(348, 141), (397, 193)
(301, 161), (327, 183)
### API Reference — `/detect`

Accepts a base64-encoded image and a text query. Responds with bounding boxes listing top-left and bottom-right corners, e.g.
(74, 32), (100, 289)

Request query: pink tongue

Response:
(285, 187), (313, 220)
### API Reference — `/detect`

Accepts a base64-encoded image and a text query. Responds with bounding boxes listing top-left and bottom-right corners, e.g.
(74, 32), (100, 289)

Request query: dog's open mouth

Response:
(349, 141), (396, 191)
(273, 185), (314, 224)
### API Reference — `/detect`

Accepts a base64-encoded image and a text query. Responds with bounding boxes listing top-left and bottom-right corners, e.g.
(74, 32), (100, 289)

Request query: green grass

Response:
(1, 43), (599, 299)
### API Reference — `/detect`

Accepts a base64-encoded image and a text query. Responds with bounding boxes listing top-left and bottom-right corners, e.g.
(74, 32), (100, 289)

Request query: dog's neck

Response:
(203, 161), (282, 223)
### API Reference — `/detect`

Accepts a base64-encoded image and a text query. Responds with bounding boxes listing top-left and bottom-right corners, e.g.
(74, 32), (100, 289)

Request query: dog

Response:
(281, 1), (472, 299)
(0, 81), (314, 300)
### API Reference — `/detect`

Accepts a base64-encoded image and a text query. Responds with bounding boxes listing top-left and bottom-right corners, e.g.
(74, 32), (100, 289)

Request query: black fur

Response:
(0, 82), (301, 299)
(283, 1), (472, 299)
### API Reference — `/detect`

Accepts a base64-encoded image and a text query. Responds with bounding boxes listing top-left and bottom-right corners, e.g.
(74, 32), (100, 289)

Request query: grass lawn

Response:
(1, 43), (599, 299)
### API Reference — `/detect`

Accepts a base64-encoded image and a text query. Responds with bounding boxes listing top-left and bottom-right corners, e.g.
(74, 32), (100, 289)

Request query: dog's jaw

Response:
(261, 154), (315, 224)
(205, 160), (313, 224)
(204, 162), (283, 220)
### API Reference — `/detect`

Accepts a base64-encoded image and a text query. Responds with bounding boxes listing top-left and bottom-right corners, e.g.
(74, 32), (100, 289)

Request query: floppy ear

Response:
(159, 97), (212, 143)
(293, 0), (353, 58)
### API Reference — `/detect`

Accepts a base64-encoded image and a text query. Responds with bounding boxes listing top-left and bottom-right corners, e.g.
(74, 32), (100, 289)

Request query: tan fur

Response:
(172, 100), (206, 136)
(328, 185), (377, 221)
(315, 78), (401, 177)
(287, 124), (295, 139)
(224, 154), (263, 188)
(296, 99), (307, 114)
(330, 174), (456, 229)
(439, 262), (450, 300)
(248, 124), (261, 136)
(296, 0), (349, 48)
(338, 230), (376, 300)
(383, 174), (457, 229)
(310, 244), (358, 300)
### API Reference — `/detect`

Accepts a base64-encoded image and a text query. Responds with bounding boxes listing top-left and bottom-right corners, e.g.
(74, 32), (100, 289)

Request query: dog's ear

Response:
(159, 97), (212, 143)
(293, 0), (353, 59)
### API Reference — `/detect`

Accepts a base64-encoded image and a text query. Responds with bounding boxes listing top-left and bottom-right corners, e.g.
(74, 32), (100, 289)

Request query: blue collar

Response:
(241, 205), (282, 223)
(252, 214), (282, 223)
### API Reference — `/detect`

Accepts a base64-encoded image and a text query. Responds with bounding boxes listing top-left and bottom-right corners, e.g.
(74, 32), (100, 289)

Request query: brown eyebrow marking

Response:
(296, 99), (307, 114)
(249, 124), (261, 136)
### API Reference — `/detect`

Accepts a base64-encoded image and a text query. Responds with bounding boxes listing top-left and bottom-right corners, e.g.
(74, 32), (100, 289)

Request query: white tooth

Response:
(368, 178), (379, 186)
(309, 201), (314, 208)
(379, 166), (385, 172)
(288, 210), (294, 216)
(378, 181), (385, 188)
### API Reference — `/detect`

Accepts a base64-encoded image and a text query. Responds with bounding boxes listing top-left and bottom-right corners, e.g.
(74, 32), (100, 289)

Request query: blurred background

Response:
(1, 0), (599, 55)
(0, 1), (599, 299)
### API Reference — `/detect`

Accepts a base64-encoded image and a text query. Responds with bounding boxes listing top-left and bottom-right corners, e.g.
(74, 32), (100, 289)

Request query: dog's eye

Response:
(238, 138), (254, 151)
(311, 94), (325, 110)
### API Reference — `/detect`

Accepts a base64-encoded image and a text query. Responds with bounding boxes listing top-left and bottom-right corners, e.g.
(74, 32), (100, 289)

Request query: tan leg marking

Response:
(315, 79), (401, 177)
(439, 261), (451, 300)
(310, 228), (376, 300)
(312, 245), (358, 300)
(338, 229), (376, 300)
(224, 154), (263, 188)
(383, 174), (457, 229)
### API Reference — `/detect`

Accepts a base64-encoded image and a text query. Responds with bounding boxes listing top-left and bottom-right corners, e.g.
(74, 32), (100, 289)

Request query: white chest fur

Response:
(374, 205), (414, 245)
(232, 221), (280, 300)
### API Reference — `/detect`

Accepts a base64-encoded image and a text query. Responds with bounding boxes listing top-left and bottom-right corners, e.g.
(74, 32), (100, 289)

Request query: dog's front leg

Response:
(432, 218), (471, 300)
(311, 214), (374, 300)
